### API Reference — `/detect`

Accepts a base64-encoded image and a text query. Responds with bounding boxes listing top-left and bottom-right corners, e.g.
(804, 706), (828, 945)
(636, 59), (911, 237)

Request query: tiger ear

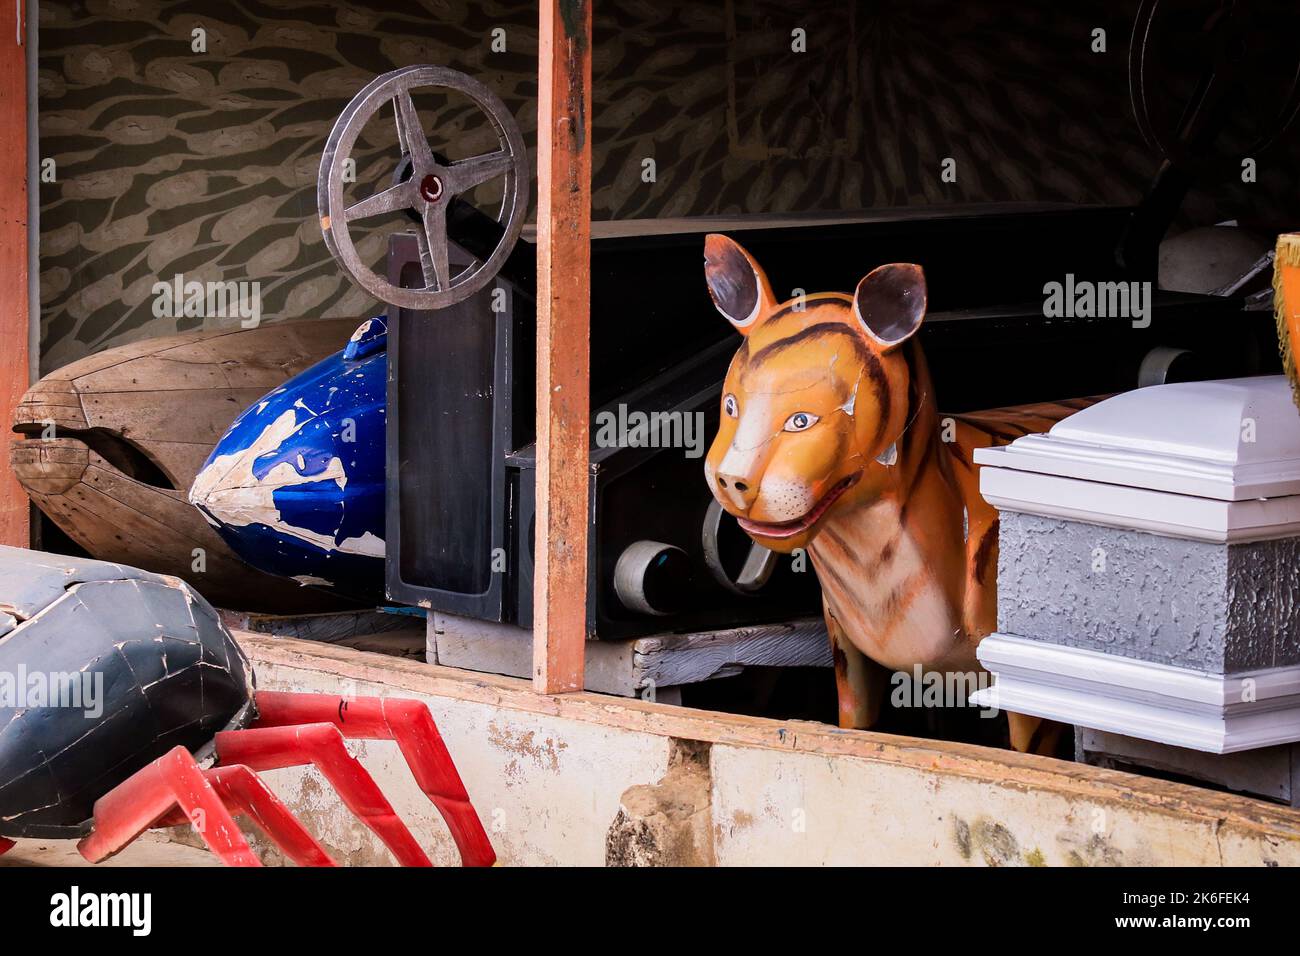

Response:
(852, 263), (927, 350)
(704, 234), (776, 335)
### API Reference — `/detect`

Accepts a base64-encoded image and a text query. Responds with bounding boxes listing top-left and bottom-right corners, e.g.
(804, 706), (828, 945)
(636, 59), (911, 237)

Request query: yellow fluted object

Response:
(1276, 234), (1300, 410)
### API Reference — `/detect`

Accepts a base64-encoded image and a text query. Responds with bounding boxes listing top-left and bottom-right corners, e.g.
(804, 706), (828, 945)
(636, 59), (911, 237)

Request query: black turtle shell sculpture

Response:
(0, 546), (254, 839)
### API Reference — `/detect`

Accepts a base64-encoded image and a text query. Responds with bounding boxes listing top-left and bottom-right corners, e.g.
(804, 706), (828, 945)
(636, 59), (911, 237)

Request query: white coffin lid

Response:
(974, 376), (1300, 541)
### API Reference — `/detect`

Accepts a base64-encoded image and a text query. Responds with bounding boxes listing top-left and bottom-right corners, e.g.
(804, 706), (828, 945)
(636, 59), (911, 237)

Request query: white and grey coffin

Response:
(970, 375), (1300, 755)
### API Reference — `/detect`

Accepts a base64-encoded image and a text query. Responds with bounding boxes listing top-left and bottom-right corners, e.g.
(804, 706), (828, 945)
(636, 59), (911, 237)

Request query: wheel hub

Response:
(419, 173), (444, 204)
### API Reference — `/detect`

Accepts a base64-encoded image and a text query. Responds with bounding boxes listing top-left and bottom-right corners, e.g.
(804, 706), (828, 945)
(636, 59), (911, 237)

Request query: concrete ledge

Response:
(226, 632), (1300, 865)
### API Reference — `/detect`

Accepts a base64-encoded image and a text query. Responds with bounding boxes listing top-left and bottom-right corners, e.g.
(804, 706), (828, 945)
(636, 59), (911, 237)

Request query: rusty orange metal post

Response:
(0, 1), (27, 548)
(533, 0), (592, 694)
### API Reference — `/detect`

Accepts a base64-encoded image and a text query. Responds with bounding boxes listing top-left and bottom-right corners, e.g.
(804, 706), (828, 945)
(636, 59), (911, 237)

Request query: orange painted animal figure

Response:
(701, 235), (1096, 753)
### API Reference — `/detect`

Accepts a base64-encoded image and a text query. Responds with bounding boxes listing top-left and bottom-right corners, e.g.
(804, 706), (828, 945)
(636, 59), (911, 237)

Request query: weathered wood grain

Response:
(0, 2), (27, 547)
(227, 608), (416, 644)
(534, 0), (594, 694)
(635, 618), (832, 688)
(432, 611), (829, 697)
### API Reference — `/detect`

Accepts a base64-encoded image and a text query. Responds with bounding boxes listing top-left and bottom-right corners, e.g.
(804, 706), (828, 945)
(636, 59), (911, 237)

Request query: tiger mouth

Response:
(737, 472), (861, 539)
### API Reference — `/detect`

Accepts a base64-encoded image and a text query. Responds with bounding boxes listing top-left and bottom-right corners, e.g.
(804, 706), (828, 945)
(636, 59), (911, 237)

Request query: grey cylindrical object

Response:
(1138, 345), (1193, 387)
(614, 540), (689, 616)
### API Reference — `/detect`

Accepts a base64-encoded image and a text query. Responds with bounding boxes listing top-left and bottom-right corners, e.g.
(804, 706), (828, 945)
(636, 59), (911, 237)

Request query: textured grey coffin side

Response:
(996, 512), (1300, 673)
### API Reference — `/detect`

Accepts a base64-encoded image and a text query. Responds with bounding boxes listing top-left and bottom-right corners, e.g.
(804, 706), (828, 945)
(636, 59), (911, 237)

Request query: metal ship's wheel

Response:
(1130, 0), (1300, 173)
(318, 65), (529, 311)
(1119, 0), (1300, 271)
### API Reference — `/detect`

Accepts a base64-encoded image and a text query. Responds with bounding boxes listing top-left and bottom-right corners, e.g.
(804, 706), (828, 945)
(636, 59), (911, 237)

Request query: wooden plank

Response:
(433, 611), (831, 697)
(0, 1), (27, 547)
(533, 0), (593, 694)
(12, 404), (86, 430)
(1, 835), (222, 868)
(225, 608), (416, 644)
(71, 355), (235, 392)
(79, 387), (273, 444)
(635, 618), (832, 689)
(433, 612), (638, 696)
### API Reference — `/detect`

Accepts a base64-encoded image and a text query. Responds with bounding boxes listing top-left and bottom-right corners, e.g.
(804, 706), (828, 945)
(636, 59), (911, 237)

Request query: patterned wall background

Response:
(37, 0), (1300, 371)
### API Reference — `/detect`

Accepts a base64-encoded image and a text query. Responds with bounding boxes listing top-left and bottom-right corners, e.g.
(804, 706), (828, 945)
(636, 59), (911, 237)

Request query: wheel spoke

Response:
(416, 203), (452, 291)
(447, 150), (512, 192)
(394, 90), (436, 171)
(345, 181), (413, 221)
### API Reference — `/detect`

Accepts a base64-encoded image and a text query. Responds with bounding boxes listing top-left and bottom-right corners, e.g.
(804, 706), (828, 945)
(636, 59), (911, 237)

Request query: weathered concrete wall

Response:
(605, 739), (716, 866)
(997, 512), (1300, 672)
(222, 635), (1300, 866)
(710, 745), (1279, 865)
(258, 672), (670, 867)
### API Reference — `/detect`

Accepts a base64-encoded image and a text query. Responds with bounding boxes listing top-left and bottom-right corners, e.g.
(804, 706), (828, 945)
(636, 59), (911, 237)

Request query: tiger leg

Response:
(825, 600), (887, 729)
(1007, 711), (1066, 756)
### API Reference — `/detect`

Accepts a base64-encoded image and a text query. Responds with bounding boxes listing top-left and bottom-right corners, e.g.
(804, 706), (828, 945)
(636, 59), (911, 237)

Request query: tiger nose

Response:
(715, 471), (759, 511)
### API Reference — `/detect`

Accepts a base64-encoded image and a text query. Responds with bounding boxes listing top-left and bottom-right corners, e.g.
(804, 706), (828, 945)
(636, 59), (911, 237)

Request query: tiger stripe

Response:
(805, 339), (1096, 673)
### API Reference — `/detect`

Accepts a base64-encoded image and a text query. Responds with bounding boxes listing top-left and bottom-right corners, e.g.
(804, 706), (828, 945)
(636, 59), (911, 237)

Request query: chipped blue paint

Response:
(189, 318), (387, 601)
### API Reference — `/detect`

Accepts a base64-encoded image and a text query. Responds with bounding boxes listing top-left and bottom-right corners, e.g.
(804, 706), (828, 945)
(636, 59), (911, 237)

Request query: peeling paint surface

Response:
(190, 319), (387, 600)
(709, 744), (1298, 866)
(247, 663), (669, 866)
(235, 642), (1300, 866)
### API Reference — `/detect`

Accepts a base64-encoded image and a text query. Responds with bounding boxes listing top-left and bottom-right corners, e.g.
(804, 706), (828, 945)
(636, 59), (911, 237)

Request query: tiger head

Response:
(702, 234), (928, 554)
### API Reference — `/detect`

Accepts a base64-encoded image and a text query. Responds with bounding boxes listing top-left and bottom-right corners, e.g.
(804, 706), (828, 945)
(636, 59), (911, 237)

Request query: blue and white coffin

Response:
(189, 318), (387, 600)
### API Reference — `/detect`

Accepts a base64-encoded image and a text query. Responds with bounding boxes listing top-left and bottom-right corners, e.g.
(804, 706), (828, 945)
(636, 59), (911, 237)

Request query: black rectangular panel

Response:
(396, 266), (494, 593)
(385, 234), (518, 619)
